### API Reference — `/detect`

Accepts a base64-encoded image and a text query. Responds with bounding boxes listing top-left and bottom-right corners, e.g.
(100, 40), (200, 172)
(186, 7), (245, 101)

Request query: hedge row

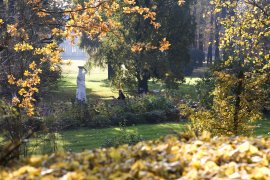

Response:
(1, 132), (270, 179)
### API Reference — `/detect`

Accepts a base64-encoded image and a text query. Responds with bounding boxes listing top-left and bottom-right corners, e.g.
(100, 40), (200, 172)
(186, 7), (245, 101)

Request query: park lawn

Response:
(26, 117), (270, 154)
(47, 60), (200, 102)
(58, 118), (270, 152)
(2, 118), (269, 155)
(27, 122), (186, 154)
(254, 115), (270, 136)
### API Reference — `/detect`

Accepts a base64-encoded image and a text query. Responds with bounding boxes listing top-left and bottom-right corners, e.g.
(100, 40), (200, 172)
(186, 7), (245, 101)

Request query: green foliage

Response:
(254, 115), (270, 136)
(39, 62), (62, 91)
(0, 100), (47, 164)
(81, 0), (195, 92)
(0, 0), (64, 99)
(144, 110), (167, 123)
(43, 102), (85, 130)
(190, 73), (269, 136)
(1, 133), (270, 179)
(88, 115), (111, 128)
(195, 75), (215, 109)
(94, 95), (180, 126)
(43, 95), (180, 130)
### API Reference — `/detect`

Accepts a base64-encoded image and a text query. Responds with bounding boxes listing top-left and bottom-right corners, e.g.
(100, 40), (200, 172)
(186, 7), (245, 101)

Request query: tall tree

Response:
(191, 0), (270, 135)
(207, 12), (214, 65)
(0, 0), (66, 115)
(81, 0), (195, 93)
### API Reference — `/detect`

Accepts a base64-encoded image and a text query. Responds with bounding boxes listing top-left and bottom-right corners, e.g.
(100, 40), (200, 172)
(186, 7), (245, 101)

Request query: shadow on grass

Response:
(89, 80), (101, 83)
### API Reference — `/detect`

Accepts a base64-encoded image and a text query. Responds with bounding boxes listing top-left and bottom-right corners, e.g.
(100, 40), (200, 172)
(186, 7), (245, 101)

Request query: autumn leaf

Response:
(178, 0), (185, 6)
(159, 38), (171, 52)
(7, 75), (16, 85)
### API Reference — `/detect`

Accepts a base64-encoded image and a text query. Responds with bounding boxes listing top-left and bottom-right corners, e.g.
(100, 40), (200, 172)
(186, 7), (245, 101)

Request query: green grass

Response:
(45, 61), (117, 102)
(57, 116), (269, 152)
(25, 116), (269, 154)
(26, 122), (185, 153)
(254, 115), (270, 136)
(45, 60), (200, 102)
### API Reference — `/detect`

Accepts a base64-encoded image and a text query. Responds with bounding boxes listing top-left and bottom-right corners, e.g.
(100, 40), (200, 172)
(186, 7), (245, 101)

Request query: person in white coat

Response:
(76, 66), (87, 103)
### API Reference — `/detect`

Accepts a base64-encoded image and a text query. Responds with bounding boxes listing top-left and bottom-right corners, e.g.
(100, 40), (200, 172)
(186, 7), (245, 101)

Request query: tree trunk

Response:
(198, 8), (204, 67)
(214, 14), (220, 62)
(232, 71), (243, 135)
(207, 43), (213, 65)
(138, 76), (149, 94)
(108, 61), (114, 80)
(207, 13), (214, 65)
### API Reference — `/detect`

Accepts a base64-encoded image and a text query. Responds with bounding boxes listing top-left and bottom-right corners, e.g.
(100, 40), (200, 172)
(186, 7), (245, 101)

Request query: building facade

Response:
(60, 39), (89, 60)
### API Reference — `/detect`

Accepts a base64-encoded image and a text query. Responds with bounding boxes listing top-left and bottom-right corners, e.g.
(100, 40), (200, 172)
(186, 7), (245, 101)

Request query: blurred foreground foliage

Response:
(1, 132), (270, 179)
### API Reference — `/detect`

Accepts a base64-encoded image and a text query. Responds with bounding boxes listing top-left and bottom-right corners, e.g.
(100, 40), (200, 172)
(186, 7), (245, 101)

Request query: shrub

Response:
(165, 107), (180, 122)
(144, 110), (167, 123)
(101, 125), (144, 148)
(1, 133), (270, 179)
(41, 95), (180, 130)
(121, 112), (146, 125)
(195, 75), (215, 109)
(42, 101), (93, 130)
(88, 115), (111, 128)
(95, 95), (179, 126)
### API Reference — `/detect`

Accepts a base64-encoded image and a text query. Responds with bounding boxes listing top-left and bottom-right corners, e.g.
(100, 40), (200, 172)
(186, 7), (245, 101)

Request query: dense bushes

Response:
(1, 132), (270, 179)
(93, 95), (180, 127)
(45, 95), (180, 130)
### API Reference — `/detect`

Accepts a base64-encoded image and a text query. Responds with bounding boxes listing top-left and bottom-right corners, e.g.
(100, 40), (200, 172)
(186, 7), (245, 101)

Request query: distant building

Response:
(60, 39), (89, 60)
